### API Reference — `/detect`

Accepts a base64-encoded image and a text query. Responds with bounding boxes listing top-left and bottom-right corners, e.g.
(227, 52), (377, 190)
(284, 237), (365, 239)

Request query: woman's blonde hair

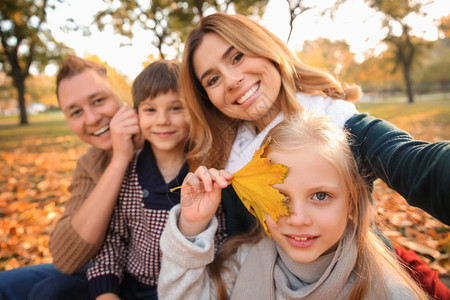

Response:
(210, 112), (428, 300)
(181, 13), (362, 170)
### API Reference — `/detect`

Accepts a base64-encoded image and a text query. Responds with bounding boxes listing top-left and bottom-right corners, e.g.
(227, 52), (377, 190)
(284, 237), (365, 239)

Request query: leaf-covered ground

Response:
(0, 102), (449, 276)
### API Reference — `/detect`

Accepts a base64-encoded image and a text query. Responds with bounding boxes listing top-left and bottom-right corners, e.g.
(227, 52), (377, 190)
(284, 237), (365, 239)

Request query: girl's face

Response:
(267, 147), (349, 264)
(138, 91), (190, 157)
(192, 33), (282, 130)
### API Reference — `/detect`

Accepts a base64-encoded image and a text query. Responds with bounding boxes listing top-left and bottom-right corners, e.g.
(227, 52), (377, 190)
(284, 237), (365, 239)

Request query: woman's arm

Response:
(346, 113), (450, 225)
(49, 106), (140, 273)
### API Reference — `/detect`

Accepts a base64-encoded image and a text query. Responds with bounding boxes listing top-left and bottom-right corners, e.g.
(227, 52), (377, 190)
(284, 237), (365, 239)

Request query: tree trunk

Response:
(15, 74), (28, 125)
(403, 63), (414, 104)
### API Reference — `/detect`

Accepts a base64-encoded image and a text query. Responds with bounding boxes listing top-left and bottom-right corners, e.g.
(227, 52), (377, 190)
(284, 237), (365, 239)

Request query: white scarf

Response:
(231, 228), (357, 300)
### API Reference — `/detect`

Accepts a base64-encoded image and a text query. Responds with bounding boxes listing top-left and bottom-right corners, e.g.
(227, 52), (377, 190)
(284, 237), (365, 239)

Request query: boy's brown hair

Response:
(56, 55), (107, 102)
(132, 60), (181, 110)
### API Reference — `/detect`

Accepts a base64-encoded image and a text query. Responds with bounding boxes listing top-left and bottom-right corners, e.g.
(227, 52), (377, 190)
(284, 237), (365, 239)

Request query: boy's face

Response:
(58, 69), (121, 150)
(266, 147), (349, 264)
(138, 91), (190, 155)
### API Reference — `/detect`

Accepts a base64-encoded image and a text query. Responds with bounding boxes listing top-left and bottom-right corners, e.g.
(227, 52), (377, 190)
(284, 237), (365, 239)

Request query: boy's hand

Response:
(178, 166), (232, 237)
(110, 105), (140, 163)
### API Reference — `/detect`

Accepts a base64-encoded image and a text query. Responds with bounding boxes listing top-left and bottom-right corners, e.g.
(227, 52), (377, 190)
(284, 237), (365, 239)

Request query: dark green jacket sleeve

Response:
(346, 113), (450, 225)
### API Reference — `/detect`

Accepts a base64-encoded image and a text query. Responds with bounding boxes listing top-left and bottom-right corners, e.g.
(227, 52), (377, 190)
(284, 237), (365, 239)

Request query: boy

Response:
(86, 60), (193, 299)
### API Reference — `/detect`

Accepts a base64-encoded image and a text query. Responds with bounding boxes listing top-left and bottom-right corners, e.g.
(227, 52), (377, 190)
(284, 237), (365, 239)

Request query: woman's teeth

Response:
(92, 126), (110, 136)
(237, 84), (258, 104)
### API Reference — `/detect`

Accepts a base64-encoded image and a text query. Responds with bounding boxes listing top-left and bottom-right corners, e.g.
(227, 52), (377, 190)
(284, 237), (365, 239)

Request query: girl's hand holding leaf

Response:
(178, 166), (232, 237)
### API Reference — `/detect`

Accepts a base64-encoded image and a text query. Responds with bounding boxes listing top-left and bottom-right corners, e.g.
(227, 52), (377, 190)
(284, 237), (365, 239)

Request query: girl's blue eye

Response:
(313, 192), (328, 201)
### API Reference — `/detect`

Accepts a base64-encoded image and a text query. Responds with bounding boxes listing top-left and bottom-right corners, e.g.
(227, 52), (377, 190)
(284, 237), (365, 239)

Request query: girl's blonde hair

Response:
(210, 112), (428, 300)
(181, 13), (362, 170)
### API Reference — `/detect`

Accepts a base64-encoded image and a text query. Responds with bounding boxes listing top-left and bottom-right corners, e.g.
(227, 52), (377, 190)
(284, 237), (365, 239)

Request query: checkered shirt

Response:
(87, 148), (227, 293)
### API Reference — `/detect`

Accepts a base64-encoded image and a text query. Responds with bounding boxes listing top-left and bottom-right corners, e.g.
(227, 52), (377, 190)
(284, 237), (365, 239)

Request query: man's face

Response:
(58, 69), (121, 150)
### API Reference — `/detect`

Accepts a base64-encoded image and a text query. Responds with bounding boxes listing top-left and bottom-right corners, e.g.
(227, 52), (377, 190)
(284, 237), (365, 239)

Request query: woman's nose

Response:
(226, 72), (244, 91)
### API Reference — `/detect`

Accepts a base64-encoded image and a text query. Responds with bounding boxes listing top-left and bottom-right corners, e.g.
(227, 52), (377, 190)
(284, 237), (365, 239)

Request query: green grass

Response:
(357, 99), (450, 120)
(357, 99), (450, 140)
(0, 111), (84, 151)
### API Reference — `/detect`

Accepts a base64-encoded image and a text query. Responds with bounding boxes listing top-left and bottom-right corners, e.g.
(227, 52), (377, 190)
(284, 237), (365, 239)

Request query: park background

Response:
(0, 0), (449, 280)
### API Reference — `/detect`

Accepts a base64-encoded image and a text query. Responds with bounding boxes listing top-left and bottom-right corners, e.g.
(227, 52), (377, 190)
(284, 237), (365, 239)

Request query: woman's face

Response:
(193, 33), (282, 129)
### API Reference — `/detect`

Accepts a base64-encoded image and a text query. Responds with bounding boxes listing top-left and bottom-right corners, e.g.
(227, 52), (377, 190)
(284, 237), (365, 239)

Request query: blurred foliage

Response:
(364, 0), (433, 103)
(83, 54), (133, 106)
(298, 38), (357, 84)
(93, 0), (268, 59)
(0, 0), (73, 125)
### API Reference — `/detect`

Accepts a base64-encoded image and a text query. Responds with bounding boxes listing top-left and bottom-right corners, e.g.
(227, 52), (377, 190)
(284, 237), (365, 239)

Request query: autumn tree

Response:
(84, 54), (133, 106)
(438, 14), (450, 38)
(365, 0), (432, 103)
(93, 0), (268, 59)
(351, 50), (403, 95)
(26, 74), (57, 107)
(297, 38), (357, 83)
(0, 0), (72, 125)
(415, 37), (450, 93)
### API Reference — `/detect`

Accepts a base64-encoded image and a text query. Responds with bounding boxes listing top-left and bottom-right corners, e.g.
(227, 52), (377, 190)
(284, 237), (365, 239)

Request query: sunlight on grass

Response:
(0, 112), (85, 152)
(357, 99), (450, 140)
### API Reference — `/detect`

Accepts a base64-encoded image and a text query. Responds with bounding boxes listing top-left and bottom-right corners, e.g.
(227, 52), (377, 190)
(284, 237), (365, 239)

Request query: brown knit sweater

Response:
(49, 146), (112, 274)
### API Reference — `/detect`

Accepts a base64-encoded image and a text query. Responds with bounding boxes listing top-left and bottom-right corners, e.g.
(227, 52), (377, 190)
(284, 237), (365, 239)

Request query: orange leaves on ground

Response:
(231, 141), (289, 237)
(373, 180), (450, 274)
(0, 145), (87, 271)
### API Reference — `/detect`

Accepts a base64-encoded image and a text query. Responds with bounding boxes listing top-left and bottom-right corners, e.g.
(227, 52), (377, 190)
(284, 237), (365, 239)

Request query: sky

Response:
(45, 0), (449, 80)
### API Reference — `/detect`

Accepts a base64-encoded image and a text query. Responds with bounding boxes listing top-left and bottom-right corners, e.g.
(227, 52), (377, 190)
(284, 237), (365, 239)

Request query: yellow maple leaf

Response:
(231, 141), (290, 237)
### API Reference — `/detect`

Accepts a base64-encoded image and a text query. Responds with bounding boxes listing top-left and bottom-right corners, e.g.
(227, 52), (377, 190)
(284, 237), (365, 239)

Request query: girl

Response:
(158, 112), (428, 300)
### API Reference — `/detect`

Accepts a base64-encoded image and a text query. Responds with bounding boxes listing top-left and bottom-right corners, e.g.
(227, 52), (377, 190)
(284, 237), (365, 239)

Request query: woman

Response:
(180, 13), (449, 227)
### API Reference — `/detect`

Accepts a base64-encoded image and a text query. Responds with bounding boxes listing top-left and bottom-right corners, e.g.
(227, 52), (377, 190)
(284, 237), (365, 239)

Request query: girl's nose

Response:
(286, 201), (312, 226)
